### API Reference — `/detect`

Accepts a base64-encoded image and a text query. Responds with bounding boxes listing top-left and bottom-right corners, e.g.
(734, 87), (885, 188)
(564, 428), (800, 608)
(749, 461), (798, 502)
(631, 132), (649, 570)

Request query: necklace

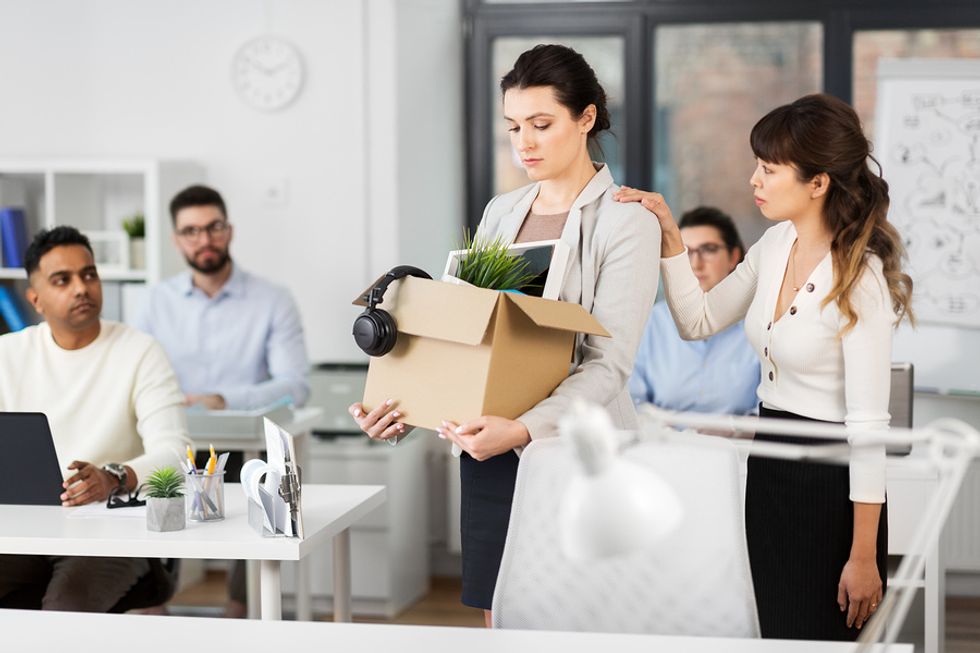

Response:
(790, 241), (800, 292)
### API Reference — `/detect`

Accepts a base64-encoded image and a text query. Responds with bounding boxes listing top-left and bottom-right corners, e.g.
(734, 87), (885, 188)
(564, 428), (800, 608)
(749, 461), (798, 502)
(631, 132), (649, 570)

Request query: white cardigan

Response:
(661, 220), (894, 503)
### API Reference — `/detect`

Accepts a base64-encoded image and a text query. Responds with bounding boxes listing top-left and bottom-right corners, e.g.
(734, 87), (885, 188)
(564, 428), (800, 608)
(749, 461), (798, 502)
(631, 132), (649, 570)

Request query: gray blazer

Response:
(476, 164), (662, 439)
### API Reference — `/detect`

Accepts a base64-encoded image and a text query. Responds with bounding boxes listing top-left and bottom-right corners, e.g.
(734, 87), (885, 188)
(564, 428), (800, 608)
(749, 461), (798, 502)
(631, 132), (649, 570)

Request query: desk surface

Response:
(0, 484), (384, 560)
(0, 610), (913, 652)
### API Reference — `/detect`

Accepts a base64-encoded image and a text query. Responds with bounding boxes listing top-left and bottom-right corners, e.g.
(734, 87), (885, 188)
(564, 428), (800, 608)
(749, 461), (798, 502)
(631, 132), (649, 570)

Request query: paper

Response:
(66, 502), (146, 519)
(239, 418), (304, 538)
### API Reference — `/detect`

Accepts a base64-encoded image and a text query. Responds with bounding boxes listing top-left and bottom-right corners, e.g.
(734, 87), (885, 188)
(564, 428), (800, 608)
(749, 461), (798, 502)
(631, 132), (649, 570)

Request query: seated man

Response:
(630, 207), (760, 415)
(0, 226), (191, 612)
(134, 184), (310, 617)
(134, 184), (310, 411)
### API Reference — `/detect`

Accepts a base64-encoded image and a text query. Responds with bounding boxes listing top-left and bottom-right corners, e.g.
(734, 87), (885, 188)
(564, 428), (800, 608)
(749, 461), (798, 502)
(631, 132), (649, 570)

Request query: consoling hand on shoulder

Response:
(613, 186), (685, 258)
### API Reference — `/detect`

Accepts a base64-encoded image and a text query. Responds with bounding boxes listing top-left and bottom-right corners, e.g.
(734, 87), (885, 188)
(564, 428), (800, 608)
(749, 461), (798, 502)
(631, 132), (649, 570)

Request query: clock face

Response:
(232, 36), (304, 112)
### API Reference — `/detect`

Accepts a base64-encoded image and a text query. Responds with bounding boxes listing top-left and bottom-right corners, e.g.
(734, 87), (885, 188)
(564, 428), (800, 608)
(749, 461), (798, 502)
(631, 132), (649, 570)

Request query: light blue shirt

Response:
(133, 264), (310, 410)
(629, 301), (760, 415)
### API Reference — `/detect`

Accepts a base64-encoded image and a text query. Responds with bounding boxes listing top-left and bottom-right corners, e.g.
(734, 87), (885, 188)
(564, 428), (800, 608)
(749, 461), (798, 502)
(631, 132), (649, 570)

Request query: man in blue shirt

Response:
(133, 184), (310, 616)
(630, 207), (759, 415)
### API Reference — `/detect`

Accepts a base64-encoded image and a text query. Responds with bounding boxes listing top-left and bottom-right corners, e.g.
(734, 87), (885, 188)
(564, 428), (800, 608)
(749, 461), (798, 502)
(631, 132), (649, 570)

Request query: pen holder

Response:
(185, 471), (225, 522)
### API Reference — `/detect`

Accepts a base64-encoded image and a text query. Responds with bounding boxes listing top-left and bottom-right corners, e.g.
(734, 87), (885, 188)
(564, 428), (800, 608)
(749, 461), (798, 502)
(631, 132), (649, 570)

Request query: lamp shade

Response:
(558, 402), (683, 561)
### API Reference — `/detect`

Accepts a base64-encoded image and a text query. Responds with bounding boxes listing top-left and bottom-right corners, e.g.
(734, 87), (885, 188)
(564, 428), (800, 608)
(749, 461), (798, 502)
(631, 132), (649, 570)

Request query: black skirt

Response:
(746, 406), (889, 641)
(458, 450), (520, 610)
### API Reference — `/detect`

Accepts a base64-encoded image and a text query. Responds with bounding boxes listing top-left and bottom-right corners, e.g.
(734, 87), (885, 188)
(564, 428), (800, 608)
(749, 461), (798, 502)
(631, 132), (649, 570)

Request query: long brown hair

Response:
(750, 93), (914, 334)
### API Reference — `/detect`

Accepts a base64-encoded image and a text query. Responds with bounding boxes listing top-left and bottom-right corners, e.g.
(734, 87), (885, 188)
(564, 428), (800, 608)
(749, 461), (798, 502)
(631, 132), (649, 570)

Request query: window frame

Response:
(464, 0), (980, 231)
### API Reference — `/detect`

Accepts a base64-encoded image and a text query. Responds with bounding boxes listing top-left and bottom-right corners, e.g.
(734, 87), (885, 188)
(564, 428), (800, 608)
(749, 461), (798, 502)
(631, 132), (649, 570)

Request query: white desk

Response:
(0, 484), (384, 621)
(0, 610), (913, 652)
(186, 406), (323, 620)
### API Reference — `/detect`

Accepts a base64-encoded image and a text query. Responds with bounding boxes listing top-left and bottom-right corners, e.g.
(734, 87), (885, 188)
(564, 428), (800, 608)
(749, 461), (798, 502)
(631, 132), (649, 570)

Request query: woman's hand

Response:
(837, 556), (883, 630)
(349, 399), (407, 442)
(613, 186), (685, 257)
(436, 416), (530, 461)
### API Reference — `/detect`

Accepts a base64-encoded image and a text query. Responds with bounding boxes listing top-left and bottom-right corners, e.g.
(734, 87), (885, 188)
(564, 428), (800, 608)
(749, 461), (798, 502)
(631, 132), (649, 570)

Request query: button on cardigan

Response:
(660, 220), (894, 503)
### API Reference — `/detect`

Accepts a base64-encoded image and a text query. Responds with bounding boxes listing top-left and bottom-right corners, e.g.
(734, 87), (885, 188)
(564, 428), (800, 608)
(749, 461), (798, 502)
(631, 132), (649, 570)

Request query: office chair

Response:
(492, 434), (760, 637)
(108, 558), (180, 613)
(0, 558), (179, 613)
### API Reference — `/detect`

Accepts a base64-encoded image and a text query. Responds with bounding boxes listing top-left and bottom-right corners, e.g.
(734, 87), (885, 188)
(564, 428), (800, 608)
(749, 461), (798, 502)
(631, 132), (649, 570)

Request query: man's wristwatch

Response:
(102, 463), (128, 490)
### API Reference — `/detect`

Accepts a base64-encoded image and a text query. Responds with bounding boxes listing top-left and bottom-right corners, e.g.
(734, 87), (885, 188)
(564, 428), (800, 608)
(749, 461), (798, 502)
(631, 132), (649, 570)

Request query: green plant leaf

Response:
(453, 232), (537, 291)
(144, 466), (184, 498)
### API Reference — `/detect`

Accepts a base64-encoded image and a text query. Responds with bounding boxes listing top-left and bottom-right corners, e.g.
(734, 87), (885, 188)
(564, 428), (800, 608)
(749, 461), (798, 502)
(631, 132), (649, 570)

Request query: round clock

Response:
(231, 36), (305, 112)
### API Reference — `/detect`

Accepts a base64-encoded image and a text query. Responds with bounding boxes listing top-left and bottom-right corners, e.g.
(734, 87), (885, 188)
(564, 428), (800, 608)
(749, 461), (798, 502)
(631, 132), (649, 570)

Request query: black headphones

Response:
(353, 265), (432, 357)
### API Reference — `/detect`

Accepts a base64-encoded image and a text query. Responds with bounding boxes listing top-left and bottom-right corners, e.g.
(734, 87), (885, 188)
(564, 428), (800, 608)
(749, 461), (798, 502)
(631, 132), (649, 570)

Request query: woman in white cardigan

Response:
(350, 44), (660, 625)
(615, 94), (914, 641)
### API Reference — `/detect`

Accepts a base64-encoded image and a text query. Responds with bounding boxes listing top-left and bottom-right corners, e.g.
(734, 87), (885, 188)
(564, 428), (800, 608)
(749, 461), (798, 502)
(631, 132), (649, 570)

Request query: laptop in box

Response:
(0, 413), (65, 505)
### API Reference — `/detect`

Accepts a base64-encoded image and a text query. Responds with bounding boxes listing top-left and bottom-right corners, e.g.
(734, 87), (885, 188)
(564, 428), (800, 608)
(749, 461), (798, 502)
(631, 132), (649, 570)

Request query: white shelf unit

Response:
(0, 159), (203, 323)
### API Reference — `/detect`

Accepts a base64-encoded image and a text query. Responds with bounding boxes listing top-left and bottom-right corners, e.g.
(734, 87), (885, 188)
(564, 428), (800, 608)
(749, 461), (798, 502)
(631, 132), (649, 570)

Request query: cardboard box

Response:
(353, 276), (609, 430)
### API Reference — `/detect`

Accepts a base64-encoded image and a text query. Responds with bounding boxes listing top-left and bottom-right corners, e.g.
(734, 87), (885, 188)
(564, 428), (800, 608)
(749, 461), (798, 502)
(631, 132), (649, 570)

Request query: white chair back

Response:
(492, 433), (760, 637)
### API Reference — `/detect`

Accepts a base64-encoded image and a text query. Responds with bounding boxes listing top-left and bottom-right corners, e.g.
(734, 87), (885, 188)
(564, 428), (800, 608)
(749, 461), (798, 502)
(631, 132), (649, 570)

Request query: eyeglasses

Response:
(106, 484), (147, 509)
(687, 243), (727, 260)
(176, 220), (230, 240)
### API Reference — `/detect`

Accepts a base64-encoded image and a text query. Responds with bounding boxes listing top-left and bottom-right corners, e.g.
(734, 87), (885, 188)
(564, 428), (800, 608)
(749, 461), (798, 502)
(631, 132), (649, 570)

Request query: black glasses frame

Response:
(106, 483), (148, 509)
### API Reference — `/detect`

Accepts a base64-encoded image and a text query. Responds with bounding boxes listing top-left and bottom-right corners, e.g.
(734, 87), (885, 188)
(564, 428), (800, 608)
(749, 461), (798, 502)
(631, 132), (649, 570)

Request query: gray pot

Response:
(146, 496), (185, 532)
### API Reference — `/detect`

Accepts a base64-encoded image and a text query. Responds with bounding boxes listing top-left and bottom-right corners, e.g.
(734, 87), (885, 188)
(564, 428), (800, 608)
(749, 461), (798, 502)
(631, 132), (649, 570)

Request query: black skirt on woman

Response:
(746, 406), (889, 641)
(458, 449), (520, 610)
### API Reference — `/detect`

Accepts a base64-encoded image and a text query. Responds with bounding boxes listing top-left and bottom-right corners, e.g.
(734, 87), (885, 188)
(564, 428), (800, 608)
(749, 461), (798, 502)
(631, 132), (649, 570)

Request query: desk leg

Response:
(243, 448), (261, 620)
(293, 433), (312, 621)
(246, 559), (261, 620)
(332, 528), (352, 622)
(296, 556), (312, 621)
(925, 543), (945, 653)
(259, 559), (282, 621)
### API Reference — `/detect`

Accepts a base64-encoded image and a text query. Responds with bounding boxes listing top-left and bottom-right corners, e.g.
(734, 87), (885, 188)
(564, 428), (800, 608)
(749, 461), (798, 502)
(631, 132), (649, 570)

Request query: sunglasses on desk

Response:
(106, 484), (148, 509)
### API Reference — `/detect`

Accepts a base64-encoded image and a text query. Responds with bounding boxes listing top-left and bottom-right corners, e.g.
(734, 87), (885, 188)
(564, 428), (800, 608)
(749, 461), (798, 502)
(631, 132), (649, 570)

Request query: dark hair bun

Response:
(501, 44), (611, 141)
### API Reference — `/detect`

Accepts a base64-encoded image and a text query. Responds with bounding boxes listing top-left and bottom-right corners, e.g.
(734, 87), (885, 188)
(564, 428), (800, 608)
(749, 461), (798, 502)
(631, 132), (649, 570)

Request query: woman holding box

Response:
(350, 44), (660, 625)
(615, 94), (914, 641)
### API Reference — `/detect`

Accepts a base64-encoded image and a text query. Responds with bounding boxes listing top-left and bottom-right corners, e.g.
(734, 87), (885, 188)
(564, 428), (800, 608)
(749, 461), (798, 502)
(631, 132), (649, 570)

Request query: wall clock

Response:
(232, 36), (304, 112)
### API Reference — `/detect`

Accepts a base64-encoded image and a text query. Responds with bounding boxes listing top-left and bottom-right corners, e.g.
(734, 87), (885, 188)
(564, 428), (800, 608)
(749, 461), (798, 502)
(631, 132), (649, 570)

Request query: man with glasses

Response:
(0, 226), (191, 611)
(629, 206), (760, 415)
(133, 184), (310, 616)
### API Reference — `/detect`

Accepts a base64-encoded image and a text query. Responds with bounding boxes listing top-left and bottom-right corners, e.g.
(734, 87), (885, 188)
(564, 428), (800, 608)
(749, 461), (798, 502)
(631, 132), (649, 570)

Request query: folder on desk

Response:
(240, 418), (304, 538)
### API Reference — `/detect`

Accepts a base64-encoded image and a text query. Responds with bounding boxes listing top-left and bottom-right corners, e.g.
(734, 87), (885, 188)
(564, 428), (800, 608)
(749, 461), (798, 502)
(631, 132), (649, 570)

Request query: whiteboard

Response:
(875, 59), (980, 394)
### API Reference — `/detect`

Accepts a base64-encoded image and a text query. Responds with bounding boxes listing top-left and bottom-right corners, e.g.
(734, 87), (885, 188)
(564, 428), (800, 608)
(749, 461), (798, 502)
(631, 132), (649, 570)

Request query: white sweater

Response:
(0, 320), (191, 484)
(661, 220), (893, 503)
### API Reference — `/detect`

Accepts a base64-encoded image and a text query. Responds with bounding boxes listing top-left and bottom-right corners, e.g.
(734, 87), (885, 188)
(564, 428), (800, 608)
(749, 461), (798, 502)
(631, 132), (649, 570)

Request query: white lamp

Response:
(557, 401), (683, 561)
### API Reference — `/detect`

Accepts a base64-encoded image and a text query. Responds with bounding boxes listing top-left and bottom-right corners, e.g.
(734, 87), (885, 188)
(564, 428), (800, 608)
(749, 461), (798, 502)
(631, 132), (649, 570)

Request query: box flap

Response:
(355, 276), (500, 346)
(504, 292), (610, 337)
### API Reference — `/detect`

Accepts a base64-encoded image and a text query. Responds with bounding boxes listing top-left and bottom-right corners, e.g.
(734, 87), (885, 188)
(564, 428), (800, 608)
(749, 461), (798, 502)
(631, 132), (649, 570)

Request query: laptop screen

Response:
(0, 413), (65, 506)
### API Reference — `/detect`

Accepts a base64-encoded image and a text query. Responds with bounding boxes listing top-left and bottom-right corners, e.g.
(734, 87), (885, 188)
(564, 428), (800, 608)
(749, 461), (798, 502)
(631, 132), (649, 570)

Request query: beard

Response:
(186, 247), (231, 274)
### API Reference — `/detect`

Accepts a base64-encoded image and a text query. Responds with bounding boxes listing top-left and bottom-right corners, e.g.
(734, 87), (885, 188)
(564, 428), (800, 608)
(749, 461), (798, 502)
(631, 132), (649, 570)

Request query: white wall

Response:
(0, 0), (463, 362)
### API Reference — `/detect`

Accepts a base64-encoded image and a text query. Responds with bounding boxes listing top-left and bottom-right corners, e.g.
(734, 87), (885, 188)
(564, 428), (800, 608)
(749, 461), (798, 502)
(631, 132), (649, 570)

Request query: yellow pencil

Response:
(206, 443), (217, 475)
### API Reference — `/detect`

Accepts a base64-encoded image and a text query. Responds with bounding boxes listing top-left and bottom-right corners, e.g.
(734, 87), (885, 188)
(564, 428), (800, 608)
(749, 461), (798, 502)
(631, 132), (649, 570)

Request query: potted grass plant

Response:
(145, 466), (185, 532)
(446, 232), (538, 292)
(122, 213), (145, 270)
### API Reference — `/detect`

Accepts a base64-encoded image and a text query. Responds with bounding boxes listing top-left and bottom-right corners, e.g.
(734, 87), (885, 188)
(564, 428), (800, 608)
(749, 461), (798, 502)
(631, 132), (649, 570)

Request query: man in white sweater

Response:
(0, 226), (191, 612)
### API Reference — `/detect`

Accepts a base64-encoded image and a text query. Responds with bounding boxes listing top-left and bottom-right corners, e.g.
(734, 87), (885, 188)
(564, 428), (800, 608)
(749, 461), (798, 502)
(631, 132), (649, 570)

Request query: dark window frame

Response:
(464, 0), (980, 231)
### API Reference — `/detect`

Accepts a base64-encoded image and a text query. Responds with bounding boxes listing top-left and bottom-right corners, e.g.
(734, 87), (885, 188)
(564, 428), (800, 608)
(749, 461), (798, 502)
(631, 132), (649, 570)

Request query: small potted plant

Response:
(446, 232), (537, 292)
(122, 213), (145, 270)
(145, 466), (185, 532)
